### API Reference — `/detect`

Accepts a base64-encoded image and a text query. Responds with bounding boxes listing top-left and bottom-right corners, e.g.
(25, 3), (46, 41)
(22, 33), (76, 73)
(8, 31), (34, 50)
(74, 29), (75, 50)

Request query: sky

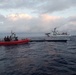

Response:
(0, 0), (76, 35)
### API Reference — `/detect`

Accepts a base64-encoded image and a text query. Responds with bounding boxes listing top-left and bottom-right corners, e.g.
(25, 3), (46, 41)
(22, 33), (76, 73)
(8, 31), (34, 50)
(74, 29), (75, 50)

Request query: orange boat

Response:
(0, 39), (30, 46)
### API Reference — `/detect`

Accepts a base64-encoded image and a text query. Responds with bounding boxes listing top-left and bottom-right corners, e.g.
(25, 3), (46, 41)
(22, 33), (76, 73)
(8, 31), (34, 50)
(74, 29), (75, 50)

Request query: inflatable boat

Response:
(0, 39), (30, 46)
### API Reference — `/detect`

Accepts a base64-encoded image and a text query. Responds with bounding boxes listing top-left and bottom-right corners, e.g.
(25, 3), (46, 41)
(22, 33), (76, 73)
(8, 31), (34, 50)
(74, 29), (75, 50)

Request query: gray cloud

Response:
(0, 13), (76, 35)
(68, 16), (76, 22)
(0, 14), (6, 21)
(0, 0), (76, 13)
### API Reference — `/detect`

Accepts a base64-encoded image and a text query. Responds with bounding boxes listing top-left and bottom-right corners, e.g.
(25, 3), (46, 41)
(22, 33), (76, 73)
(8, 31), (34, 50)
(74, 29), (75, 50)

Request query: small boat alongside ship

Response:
(0, 32), (30, 46)
(0, 28), (72, 45)
(0, 39), (30, 46)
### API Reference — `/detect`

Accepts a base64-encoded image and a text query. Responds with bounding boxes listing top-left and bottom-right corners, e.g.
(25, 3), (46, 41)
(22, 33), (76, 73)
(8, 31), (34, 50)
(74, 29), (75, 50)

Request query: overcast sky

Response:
(0, 0), (76, 34)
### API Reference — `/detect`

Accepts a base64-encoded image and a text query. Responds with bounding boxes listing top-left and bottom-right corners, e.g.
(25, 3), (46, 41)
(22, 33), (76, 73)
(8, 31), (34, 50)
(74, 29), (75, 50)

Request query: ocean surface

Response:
(0, 36), (76, 75)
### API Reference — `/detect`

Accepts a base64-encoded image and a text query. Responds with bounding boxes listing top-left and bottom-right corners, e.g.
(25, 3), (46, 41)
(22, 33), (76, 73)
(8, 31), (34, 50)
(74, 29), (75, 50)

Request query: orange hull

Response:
(0, 39), (30, 46)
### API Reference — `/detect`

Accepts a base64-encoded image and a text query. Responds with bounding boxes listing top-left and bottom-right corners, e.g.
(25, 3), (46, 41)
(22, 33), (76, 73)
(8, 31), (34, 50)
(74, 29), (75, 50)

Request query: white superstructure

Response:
(45, 28), (70, 40)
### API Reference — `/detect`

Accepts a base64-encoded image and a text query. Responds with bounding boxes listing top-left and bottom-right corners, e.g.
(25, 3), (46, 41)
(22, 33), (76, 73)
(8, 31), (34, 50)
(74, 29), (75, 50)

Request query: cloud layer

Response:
(0, 13), (76, 34)
(0, 0), (76, 13)
(0, 0), (76, 35)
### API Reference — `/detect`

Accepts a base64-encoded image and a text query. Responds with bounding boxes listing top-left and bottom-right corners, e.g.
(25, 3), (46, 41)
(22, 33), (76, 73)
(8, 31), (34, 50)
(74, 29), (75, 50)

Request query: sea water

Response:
(0, 34), (76, 75)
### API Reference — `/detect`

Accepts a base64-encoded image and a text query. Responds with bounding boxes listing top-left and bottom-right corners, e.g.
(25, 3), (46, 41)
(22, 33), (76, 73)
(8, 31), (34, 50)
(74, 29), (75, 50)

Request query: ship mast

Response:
(52, 27), (58, 35)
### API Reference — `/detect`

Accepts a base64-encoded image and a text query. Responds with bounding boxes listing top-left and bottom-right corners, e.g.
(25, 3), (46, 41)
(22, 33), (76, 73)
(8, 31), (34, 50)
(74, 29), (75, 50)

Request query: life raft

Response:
(0, 39), (30, 46)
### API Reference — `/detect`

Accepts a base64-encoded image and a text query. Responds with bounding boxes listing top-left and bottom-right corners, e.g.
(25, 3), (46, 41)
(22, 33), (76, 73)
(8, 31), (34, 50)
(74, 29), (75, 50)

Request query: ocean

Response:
(0, 35), (76, 75)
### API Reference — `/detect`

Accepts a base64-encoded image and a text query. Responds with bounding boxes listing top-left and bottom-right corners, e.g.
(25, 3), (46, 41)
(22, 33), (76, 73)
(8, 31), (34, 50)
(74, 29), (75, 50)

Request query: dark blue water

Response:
(0, 38), (76, 75)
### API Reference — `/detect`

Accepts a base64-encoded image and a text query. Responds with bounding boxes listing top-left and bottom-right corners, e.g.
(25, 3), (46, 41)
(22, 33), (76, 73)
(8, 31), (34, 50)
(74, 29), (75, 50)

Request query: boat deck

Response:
(30, 39), (67, 42)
